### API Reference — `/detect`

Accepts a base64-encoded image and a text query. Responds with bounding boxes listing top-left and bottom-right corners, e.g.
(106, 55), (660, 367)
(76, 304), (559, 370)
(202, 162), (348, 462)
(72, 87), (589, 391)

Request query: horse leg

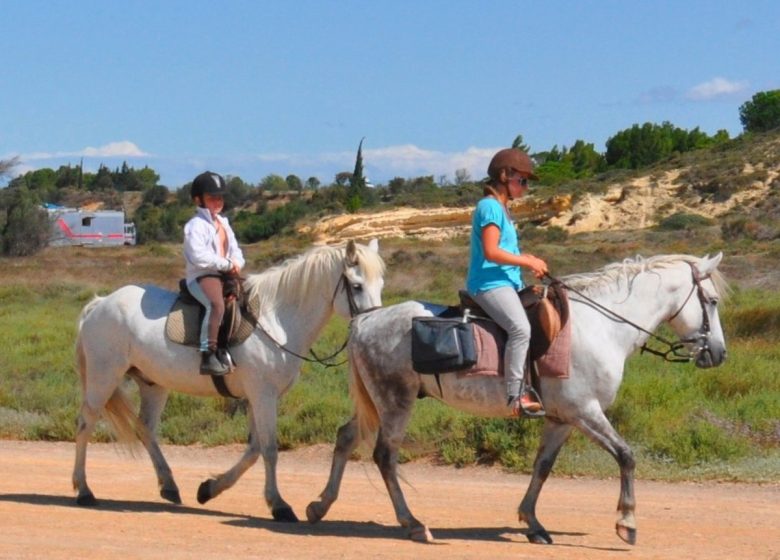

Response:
(253, 394), (299, 522)
(518, 419), (573, 544)
(573, 409), (637, 545)
(72, 399), (102, 506)
(374, 424), (433, 543)
(136, 380), (180, 504)
(306, 415), (359, 523)
(195, 395), (297, 522)
(195, 405), (264, 508)
(73, 370), (125, 505)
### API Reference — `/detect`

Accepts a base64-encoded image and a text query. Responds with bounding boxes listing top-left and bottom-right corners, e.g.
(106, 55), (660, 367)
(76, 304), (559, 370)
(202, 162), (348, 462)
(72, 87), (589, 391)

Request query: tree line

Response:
(1, 89), (778, 256)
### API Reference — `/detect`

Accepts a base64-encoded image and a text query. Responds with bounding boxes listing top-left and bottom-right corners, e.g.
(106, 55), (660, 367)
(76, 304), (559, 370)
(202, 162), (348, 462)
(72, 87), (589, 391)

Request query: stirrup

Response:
(200, 350), (229, 376)
(521, 391), (546, 418)
(217, 347), (236, 370)
(508, 390), (546, 419)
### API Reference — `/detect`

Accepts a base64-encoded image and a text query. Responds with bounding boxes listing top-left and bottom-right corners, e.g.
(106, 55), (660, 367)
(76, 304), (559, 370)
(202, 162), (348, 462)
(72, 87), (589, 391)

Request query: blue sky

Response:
(2, 1), (778, 189)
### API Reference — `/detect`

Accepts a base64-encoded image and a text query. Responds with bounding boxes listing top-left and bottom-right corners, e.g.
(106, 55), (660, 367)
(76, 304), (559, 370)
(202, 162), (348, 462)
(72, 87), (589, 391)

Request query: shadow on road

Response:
(0, 493), (243, 519)
(0, 492), (630, 552)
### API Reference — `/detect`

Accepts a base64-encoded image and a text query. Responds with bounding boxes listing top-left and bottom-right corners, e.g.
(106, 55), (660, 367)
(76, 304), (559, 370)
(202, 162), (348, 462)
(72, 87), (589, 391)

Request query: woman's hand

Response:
(228, 258), (242, 276)
(523, 254), (549, 279)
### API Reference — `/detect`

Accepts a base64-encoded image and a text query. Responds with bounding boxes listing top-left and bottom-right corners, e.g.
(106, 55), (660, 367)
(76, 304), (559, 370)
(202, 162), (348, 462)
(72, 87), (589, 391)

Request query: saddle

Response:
(165, 275), (259, 350)
(458, 284), (567, 361)
(411, 283), (571, 380)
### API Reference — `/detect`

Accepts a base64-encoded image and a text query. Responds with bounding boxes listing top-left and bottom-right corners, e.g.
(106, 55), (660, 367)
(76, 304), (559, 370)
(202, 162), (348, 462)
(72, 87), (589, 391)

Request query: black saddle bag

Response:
(411, 316), (477, 373)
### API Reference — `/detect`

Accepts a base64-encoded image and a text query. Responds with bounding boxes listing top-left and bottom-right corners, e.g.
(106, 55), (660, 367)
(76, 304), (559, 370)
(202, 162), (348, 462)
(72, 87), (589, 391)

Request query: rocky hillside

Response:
(303, 133), (780, 244)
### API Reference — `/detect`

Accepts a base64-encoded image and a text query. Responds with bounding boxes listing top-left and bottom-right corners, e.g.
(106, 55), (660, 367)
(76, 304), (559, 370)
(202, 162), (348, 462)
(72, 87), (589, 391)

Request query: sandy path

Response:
(0, 440), (777, 560)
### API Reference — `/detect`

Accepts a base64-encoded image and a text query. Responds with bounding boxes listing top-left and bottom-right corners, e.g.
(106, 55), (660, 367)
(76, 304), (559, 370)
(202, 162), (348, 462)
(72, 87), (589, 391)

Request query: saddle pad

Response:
(535, 285), (571, 378)
(165, 296), (259, 348)
(456, 286), (572, 379)
(457, 319), (505, 378)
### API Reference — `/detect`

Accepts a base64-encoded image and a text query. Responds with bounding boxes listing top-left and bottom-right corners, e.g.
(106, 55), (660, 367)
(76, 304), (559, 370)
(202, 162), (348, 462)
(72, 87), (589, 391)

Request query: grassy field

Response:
(0, 231), (778, 482)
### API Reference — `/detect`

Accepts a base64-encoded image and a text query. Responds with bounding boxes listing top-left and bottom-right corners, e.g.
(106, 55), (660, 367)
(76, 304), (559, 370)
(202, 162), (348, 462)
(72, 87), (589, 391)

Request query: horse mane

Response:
(561, 254), (728, 299)
(243, 243), (385, 312)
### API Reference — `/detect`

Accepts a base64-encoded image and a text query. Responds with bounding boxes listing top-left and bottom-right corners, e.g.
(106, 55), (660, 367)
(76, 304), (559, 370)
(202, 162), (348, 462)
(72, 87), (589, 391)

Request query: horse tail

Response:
(77, 295), (104, 329)
(348, 346), (380, 448)
(103, 387), (142, 450)
(74, 296), (103, 394)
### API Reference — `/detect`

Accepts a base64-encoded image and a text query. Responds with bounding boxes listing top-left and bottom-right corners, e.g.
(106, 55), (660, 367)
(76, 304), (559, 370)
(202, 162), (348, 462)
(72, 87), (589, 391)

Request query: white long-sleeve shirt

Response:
(183, 207), (245, 283)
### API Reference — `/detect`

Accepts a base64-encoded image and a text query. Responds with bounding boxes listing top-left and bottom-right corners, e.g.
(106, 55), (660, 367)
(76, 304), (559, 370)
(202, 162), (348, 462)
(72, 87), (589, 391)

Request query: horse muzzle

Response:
(694, 342), (726, 368)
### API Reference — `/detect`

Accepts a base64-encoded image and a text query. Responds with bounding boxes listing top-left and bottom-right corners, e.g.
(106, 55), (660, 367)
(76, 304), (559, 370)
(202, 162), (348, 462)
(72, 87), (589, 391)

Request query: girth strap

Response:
(211, 374), (239, 399)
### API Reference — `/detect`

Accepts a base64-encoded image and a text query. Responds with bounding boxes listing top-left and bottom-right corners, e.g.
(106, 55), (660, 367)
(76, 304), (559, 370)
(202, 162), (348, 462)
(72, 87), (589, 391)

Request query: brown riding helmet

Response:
(487, 148), (538, 181)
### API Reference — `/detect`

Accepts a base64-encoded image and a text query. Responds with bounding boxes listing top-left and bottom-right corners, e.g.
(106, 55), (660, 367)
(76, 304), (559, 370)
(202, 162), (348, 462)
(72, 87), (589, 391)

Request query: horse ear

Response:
(698, 252), (723, 275)
(346, 239), (358, 265)
(368, 238), (379, 253)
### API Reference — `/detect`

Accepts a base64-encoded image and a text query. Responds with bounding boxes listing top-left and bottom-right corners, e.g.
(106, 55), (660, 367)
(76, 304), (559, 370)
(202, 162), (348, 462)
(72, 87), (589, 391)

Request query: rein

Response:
(248, 270), (378, 369)
(547, 262), (712, 363)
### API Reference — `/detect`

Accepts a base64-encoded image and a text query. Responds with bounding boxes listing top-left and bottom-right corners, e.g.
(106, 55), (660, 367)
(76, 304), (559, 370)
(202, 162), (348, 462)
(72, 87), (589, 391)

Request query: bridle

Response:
(252, 264), (380, 368)
(333, 271), (383, 318)
(549, 262), (714, 363)
(659, 262), (714, 361)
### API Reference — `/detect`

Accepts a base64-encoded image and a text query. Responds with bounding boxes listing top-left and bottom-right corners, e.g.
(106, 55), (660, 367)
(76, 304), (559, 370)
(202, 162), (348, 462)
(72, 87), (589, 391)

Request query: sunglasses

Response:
(512, 176), (529, 187)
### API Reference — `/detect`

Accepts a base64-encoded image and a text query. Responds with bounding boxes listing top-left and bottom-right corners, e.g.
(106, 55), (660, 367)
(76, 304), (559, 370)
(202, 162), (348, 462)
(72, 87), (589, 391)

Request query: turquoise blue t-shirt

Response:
(466, 197), (523, 294)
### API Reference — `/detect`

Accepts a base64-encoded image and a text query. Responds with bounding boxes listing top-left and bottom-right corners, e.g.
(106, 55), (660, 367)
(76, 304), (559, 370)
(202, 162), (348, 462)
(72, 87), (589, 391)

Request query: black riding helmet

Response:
(191, 171), (227, 201)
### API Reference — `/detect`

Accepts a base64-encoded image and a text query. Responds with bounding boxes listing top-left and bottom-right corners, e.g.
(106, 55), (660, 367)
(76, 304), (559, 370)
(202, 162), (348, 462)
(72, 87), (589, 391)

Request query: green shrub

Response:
(656, 212), (714, 231)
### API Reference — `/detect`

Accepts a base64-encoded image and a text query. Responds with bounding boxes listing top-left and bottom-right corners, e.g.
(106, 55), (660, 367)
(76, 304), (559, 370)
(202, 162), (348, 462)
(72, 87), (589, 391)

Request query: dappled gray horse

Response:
(307, 254), (727, 544)
(73, 240), (384, 521)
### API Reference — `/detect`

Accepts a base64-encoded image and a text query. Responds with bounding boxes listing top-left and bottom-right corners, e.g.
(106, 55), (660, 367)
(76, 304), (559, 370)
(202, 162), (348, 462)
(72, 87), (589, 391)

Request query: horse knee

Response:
(372, 440), (394, 473)
(334, 422), (358, 454)
(616, 446), (635, 471)
(535, 455), (556, 481)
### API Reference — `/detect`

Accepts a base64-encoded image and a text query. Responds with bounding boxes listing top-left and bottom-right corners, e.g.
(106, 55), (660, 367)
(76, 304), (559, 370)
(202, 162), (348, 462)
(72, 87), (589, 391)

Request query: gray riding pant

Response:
(472, 285), (530, 398)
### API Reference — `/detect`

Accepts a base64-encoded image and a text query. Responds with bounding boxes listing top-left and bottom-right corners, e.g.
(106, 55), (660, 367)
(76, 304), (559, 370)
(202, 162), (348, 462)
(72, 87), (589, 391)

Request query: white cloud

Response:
(82, 141), (148, 157)
(23, 140), (149, 160)
(5, 143), (506, 187)
(363, 145), (497, 180)
(241, 144), (499, 182)
(352, 144), (498, 178)
(686, 77), (748, 101)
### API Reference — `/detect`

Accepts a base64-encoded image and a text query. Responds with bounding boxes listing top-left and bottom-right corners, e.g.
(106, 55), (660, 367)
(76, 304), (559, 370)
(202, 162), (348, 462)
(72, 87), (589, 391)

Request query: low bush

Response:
(656, 212), (714, 231)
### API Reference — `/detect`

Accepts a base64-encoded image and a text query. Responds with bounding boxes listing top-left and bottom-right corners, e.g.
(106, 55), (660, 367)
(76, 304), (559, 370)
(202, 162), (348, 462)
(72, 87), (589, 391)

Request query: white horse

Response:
(73, 240), (384, 521)
(306, 253), (727, 544)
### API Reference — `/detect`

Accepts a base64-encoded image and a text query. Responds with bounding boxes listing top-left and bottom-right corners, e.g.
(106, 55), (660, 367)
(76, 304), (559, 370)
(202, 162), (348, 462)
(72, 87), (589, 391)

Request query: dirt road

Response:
(0, 440), (777, 560)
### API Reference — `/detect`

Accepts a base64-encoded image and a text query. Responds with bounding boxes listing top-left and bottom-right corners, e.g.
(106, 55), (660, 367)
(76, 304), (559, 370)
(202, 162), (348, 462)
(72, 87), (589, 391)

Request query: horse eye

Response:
(352, 283), (363, 291)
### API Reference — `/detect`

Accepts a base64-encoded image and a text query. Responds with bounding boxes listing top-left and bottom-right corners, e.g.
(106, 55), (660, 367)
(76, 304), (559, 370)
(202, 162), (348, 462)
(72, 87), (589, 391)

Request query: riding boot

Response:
(200, 349), (229, 376)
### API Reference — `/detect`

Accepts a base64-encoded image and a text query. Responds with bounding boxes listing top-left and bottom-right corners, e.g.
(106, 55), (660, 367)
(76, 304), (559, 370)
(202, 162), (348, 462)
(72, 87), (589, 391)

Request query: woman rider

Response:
(466, 148), (548, 416)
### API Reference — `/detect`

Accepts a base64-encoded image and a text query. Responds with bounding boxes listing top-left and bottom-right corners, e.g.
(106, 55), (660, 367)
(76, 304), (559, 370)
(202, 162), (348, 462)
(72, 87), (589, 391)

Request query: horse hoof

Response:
(76, 492), (97, 507)
(272, 506), (299, 522)
(616, 522), (637, 545)
(526, 529), (553, 545)
(197, 479), (215, 505)
(160, 488), (182, 505)
(409, 525), (434, 543)
(305, 502), (325, 524)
